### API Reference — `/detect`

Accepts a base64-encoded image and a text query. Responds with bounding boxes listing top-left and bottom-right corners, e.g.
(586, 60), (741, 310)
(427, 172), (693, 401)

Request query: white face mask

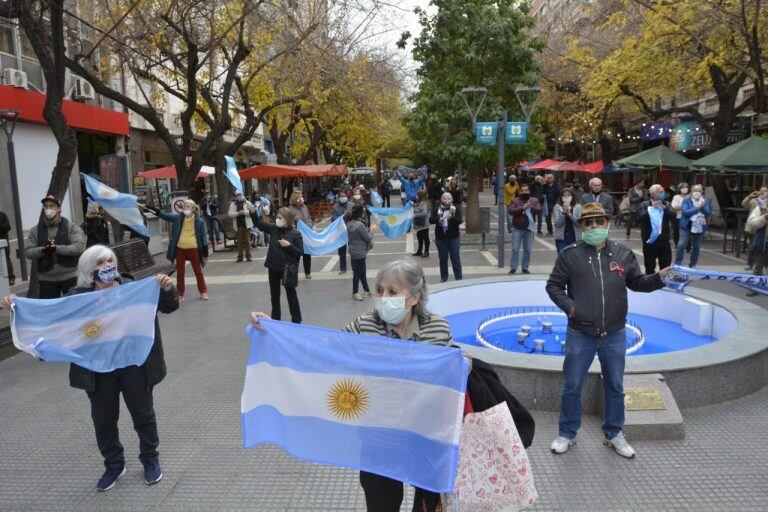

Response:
(563, 196), (572, 205)
(692, 191), (702, 200)
(44, 209), (57, 219)
(275, 218), (286, 228)
(375, 296), (409, 325)
(263, 206), (270, 215)
(680, 188), (689, 195)
(353, 195), (361, 201)
(339, 197), (348, 204)
(183, 209), (192, 217)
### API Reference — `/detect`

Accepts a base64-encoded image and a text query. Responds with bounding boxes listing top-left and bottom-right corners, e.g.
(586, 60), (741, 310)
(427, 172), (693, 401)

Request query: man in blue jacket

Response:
(674, 184), (712, 268)
(397, 165), (427, 204)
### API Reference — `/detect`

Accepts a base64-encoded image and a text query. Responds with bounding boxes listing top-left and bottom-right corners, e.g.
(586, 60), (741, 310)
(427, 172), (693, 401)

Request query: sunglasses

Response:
(580, 218), (607, 228)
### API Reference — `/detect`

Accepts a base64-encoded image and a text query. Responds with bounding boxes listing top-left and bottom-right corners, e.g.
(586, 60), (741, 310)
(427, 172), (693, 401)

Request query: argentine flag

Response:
(296, 216), (348, 255)
(368, 203), (414, 239)
(241, 320), (469, 493)
(11, 278), (161, 372)
(81, 173), (150, 237)
(225, 155), (244, 195)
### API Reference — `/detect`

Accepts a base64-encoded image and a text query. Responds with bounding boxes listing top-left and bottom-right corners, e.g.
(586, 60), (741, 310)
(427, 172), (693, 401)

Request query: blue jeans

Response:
(435, 237), (462, 282)
(675, 229), (702, 267)
(559, 328), (627, 440)
(510, 228), (533, 271)
(204, 216), (222, 243)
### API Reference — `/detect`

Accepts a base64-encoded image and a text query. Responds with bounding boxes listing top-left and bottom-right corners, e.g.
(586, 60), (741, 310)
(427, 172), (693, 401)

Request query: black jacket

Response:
(546, 240), (663, 337)
(254, 218), (304, 272)
(430, 204), (462, 240)
(427, 181), (444, 201)
(68, 275), (179, 392)
(81, 217), (111, 247)
(637, 201), (676, 243)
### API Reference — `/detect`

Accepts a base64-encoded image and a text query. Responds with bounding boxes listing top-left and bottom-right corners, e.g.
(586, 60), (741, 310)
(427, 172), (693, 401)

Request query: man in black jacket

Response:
(546, 203), (670, 459)
(637, 184), (676, 274)
(0, 210), (14, 285)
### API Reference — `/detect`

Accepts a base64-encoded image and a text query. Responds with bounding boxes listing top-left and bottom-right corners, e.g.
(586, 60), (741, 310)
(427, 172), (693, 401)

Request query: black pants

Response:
(3, 245), (14, 282)
(268, 269), (302, 323)
(302, 254), (311, 276)
(642, 239), (672, 275)
(672, 219), (680, 247)
(87, 365), (159, 469)
(545, 212), (553, 234)
(351, 258), (369, 294)
(416, 228), (430, 254)
(338, 244), (347, 272)
(359, 471), (441, 512)
(38, 277), (77, 299)
(626, 211), (638, 237)
(382, 193), (390, 207)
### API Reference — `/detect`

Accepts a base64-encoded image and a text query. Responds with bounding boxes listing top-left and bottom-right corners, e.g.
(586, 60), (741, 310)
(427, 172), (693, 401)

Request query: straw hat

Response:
(576, 202), (610, 223)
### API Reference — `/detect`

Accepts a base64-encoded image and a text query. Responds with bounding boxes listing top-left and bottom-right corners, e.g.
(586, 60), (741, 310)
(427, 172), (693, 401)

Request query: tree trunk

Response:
(464, 168), (481, 233)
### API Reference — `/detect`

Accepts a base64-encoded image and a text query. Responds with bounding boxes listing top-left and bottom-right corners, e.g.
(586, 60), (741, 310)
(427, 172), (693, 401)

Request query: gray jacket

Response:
(546, 240), (663, 337)
(579, 191), (614, 216)
(628, 187), (645, 213)
(552, 203), (582, 242)
(331, 201), (352, 220)
(347, 220), (372, 259)
(25, 217), (86, 282)
(413, 202), (431, 231)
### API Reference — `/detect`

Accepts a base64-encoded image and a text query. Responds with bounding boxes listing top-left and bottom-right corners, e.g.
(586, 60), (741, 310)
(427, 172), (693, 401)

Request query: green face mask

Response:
(582, 227), (609, 246)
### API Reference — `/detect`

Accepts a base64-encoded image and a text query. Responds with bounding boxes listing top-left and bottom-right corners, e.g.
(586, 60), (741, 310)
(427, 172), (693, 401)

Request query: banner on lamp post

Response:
(505, 122), (527, 144)
(475, 122), (498, 146)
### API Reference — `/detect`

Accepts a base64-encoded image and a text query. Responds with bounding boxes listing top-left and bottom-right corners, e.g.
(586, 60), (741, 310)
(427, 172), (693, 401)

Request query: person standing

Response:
(427, 172), (444, 212)
(378, 176), (392, 208)
(25, 195), (86, 298)
(546, 203), (670, 458)
(670, 182), (689, 249)
(742, 186), (768, 271)
(198, 189), (221, 245)
(148, 200), (208, 301)
(530, 175), (546, 235)
(580, 178), (614, 216)
(492, 175), (499, 205)
(430, 191), (462, 282)
(397, 166), (427, 205)
(332, 192), (352, 274)
(507, 184), (541, 274)
(289, 191), (313, 279)
(626, 181), (646, 240)
(0, 210), (14, 286)
(81, 202), (111, 248)
(543, 174), (560, 236)
(746, 202), (768, 297)
(504, 175), (520, 208)
(448, 177), (463, 219)
(552, 190), (582, 253)
(638, 185), (676, 275)
(228, 192), (255, 262)
(412, 190), (431, 258)
(674, 184), (712, 268)
(347, 204), (377, 301)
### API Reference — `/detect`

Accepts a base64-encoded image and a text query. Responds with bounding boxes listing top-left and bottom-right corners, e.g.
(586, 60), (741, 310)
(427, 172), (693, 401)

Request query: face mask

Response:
(692, 192), (702, 200)
(353, 195), (361, 201)
(276, 218), (286, 228)
(297, 199), (304, 206)
(760, 193), (767, 200)
(519, 193), (530, 201)
(339, 197), (348, 204)
(657, 192), (666, 202)
(441, 202), (452, 209)
(375, 296), (409, 325)
(582, 227), (609, 246)
(680, 188), (689, 195)
(93, 263), (118, 284)
(563, 196), (572, 205)
(44, 209), (57, 219)
(183, 209), (192, 217)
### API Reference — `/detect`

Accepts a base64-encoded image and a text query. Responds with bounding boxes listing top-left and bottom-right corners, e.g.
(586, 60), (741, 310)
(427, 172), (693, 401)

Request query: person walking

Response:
(332, 191), (352, 274)
(626, 181), (646, 240)
(289, 191), (313, 279)
(81, 202), (111, 248)
(507, 184), (541, 274)
(347, 204), (377, 301)
(25, 195), (86, 298)
(670, 182), (689, 248)
(412, 190), (431, 258)
(542, 174), (560, 236)
(492, 175), (499, 205)
(579, 178), (614, 216)
(504, 175), (520, 208)
(228, 192), (255, 262)
(198, 189), (221, 245)
(674, 184), (712, 268)
(638, 184), (676, 275)
(147, 200), (208, 301)
(254, 208), (303, 323)
(430, 191), (462, 282)
(552, 189), (582, 253)
(546, 203), (670, 459)
(0, 210), (14, 285)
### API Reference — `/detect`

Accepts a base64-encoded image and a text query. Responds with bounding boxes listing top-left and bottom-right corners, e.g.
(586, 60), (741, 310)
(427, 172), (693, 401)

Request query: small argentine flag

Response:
(296, 216), (348, 255)
(225, 155), (244, 195)
(81, 173), (150, 237)
(368, 203), (414, 239)
(11, 278), (161, 372)
(241, 320), (469, 493)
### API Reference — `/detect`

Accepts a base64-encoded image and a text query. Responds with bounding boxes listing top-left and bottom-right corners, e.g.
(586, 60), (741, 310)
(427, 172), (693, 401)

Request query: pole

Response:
(497, 112), (507, 269)
(6, 139), (26, 281)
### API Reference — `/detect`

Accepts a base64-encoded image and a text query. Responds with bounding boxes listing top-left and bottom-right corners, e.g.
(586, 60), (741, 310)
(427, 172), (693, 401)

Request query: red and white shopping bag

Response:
(442, 401), (538, 512)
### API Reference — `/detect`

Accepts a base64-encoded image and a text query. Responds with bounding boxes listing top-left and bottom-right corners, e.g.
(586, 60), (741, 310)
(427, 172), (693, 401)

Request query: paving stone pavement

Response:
(1, 191), (767, 511)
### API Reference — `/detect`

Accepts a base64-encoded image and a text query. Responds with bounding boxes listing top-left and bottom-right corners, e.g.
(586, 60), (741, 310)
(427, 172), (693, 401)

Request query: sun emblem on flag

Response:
(80, 320), (103, 341)
(326, 378), (369, 421)
(386, 215), (398, 226)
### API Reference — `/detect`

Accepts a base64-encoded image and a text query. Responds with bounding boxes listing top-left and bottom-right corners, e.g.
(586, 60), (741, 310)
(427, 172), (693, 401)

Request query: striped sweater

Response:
(342, 312), (453, 345)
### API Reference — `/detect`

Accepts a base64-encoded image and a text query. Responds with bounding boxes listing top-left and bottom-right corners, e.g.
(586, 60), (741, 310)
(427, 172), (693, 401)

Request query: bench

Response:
(111, 238), (176, 280)
(213, 214), (237, 250)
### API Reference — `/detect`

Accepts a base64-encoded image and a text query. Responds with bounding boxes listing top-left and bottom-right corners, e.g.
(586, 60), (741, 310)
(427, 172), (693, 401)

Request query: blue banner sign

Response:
(475, 122), (497, 146)
(505, 122), (527, 144)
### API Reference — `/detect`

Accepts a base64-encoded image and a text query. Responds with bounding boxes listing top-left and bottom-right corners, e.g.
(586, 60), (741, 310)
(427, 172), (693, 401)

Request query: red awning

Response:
(582, 161), (605, 174)
(526, 159), (561, 170)
(136, 164), (214, 179)
(238, 164), (348, 179)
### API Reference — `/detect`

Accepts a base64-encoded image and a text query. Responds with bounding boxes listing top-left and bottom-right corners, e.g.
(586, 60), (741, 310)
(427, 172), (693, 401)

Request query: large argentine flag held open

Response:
(368, 203), (414, 239)
(296, 216), (348, 255)
(11, 278), (160, 372)
(82, 173), (150, 237)
(241, 320), (469, 493)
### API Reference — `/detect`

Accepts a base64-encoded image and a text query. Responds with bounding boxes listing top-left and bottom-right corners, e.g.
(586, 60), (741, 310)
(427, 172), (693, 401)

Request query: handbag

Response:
(442, 402), (538, 512)
(282, 263), (299, 288)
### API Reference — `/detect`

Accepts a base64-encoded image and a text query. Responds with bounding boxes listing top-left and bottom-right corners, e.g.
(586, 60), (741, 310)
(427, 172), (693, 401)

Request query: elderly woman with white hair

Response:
(675, 184), (712, 268)
(2, 245), (178, 492)
(430, 191), (463, 282)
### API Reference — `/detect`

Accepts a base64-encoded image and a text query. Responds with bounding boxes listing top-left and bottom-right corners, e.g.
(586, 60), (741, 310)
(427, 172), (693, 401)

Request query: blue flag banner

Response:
(646, 206), (663, 244)
(241, 320), (469, 493)
(11, 278), (161, 372)
(371, 191), (383, 207)
(368, 203), (414, 239)
(664, 265), (768, 296)
(81, 173), (150, 237)
(296, 216), (348, 255)
(224, 155), (244, 195)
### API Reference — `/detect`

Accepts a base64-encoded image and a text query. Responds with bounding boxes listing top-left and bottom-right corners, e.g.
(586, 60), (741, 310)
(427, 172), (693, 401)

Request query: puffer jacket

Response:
(253, 218), (303, 272)
(546, 240), (664, 337)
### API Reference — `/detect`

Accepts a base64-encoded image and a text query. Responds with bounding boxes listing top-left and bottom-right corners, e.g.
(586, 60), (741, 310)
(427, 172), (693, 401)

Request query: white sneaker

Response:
(352, 293), (365, 301)
(550, 436), (576, 454)
(362, 291), (370, 298)
(604, 432), (635, 458)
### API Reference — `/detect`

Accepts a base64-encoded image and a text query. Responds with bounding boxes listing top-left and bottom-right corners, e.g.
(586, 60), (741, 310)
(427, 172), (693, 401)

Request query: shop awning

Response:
(582, 161), (606, 174)
(690, 136), (768, 173)
(615, 145), (690, 171)
(526, 159), (561, 170)
(137, 164), (215, 179)
(542, 161), (601, 174)
(238, 163), (348, 179)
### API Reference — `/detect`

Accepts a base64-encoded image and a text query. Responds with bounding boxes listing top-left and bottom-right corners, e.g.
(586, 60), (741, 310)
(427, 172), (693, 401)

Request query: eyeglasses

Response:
(580, 218), (607, 228)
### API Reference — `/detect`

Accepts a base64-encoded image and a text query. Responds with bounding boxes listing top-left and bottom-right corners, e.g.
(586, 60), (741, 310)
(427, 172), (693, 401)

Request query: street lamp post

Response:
(459, 87), (488, 186)
(0, 110), (26, 281)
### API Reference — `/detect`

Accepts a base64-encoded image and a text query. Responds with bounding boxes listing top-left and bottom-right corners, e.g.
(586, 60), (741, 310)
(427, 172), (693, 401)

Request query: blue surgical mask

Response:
(375, 296), (409, 325)
(657, 192), (666, 201)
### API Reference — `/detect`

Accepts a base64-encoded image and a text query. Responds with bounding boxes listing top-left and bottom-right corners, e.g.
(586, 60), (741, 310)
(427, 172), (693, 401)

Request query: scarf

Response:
(525, 208), (535, 233)
(646, 206), (663, 244)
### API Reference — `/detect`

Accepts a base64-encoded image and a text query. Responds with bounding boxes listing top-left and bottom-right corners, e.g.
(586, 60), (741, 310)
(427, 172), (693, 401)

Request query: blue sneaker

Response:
(96, 465), (126, 491)
(143, 457), (163, 485)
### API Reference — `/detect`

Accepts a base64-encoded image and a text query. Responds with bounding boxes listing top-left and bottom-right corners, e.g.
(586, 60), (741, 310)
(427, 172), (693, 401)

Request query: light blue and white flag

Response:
(241, 320), (469, 493)
(224, 155), (244, 196)
(368, 203), (414, 239)
(296, 216), (348, 256)
(371, 191), (383, 207)
(646, 206), (663, 244)
(81, 173), (149, 237)
(664, 265), (768, 296)
(11, 278), (161, 372)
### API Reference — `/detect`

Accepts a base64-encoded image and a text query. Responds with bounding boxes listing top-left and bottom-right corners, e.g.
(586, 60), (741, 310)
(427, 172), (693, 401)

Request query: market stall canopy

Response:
(137, 164), (215, 179)
(544, 161), (602, 174)
(689, 135), (768, 173)
(238, 163), (348, 180)
(582, 161), (606, 174)
(527, 159), (561, 170)
(615, 145), (690, 171)
(518, 159), (542, 170)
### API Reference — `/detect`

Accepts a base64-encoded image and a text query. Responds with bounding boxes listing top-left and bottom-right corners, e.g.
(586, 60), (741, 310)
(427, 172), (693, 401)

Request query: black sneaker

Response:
(508, 269), (516, 274)
(143, 457), (163, 485)
(522, 269), (531, 274)
(746, 290), (759, 297)
(96, 464), (126, 492)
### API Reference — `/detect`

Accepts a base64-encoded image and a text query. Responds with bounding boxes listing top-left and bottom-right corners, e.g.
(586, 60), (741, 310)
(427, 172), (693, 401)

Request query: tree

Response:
(401, 0), (543, 232)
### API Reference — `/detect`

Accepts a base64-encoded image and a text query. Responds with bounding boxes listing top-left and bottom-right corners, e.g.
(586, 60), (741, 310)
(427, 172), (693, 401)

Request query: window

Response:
(20, 30), (36, 60)
(0, 20), (15, 56)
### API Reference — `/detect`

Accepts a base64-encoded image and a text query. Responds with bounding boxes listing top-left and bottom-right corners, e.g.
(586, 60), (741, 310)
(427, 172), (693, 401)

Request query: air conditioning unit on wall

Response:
(3, 68), (28, 88)
(73, 77), (95, 101)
